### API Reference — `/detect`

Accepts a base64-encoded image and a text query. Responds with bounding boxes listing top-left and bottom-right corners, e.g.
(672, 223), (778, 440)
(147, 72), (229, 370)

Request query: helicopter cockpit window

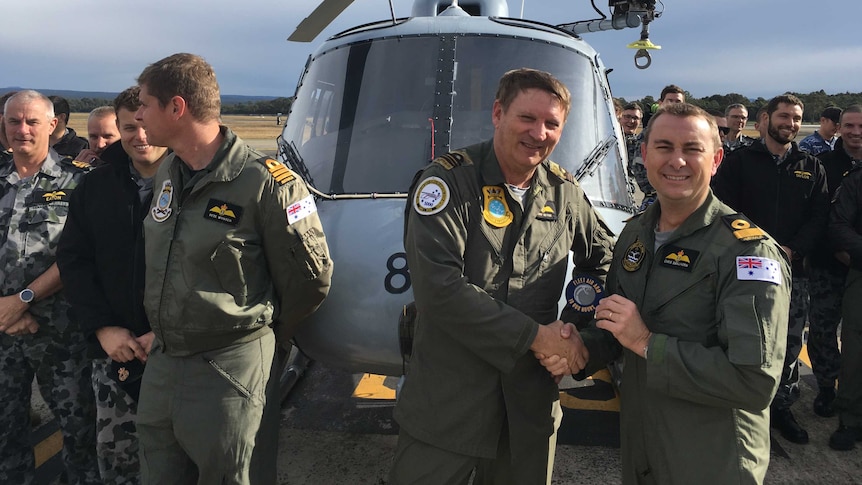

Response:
(451, 35), (631, 211)
(283, 37), (438, 194)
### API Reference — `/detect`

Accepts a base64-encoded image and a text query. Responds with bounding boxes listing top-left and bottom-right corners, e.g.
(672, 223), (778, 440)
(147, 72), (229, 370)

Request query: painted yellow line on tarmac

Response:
(35, 430), (62, 467)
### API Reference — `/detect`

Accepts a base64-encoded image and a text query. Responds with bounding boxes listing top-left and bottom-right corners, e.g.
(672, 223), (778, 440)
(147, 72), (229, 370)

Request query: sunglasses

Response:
(718, 126), (730, 135)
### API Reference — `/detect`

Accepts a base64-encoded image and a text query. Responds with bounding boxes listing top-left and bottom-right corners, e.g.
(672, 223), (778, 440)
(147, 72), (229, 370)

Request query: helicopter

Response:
(276, 0), (663, 390)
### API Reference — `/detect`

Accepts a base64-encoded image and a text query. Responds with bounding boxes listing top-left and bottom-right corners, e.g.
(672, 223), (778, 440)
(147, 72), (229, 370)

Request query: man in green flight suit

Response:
(389, 68), (615, 484)
(569, 103), (791, 484)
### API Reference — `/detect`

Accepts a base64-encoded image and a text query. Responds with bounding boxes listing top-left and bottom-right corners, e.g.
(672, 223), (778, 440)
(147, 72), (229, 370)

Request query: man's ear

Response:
(169, 96), (187, 119)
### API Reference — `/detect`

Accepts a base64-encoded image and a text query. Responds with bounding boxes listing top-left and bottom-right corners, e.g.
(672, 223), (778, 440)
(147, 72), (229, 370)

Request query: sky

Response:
(1, 0), (859, 101)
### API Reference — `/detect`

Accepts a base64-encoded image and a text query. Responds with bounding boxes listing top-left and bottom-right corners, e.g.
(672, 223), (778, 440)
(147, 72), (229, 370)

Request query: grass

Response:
(67, 113), (284, 141)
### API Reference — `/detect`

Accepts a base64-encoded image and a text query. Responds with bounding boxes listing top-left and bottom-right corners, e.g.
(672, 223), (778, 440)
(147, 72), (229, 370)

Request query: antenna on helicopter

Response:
(556, 0), (662, 69)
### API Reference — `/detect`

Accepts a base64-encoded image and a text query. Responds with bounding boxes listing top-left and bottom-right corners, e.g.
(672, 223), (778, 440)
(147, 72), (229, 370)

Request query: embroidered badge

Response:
(536, 200), (558, 221)
(736, 256), (782, 285)
(565, 274), (605, 314)
(71, 160), (92, 170)
(622, 239), (646, 272)
(286, 194), (317, 224)
(660, 245), (700, 272)
(117, 367), (130, 382)
(722, 216), (767, 242)
(205, 199), (243, 226)
(152, 180), (173, 223)
(482, 186), (513, 228)
(31, 190), (71, 205)
(413, 176), (450, 216)
(263, 159), (295, 185)
(793, 170), (812, 180)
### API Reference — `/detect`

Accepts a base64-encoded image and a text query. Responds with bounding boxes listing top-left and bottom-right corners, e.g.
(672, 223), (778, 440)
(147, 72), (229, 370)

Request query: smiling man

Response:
(74, 107), (120, 165)
(574, 102), (790, 485)
(57, 86), (169, 485)
(390, 68), (614, 485)
(712, 94), (830, 445)
(0, 90), (99, 484)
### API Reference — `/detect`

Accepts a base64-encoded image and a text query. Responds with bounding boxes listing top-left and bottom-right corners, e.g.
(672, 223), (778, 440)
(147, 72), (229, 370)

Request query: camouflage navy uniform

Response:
(0, 149), (99, 484)
(627, 133), (656, 210)
(723, 134), (757, 154)
(92, 358), (139, 485)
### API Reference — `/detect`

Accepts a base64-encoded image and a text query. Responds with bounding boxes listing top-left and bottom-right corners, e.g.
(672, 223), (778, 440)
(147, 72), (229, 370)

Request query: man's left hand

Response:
(3, 312), (40, 336)
(0, 295), (29, 333)
(595, 294), (651, 358)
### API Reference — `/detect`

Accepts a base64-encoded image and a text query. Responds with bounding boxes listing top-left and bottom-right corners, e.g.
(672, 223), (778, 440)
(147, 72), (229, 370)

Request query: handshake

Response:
(531, 320), (587, 379)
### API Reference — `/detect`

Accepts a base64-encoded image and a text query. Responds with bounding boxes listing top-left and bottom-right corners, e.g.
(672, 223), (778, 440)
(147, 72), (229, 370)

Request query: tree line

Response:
(620, 90), (862, 123)
(67, 97), (295, 116)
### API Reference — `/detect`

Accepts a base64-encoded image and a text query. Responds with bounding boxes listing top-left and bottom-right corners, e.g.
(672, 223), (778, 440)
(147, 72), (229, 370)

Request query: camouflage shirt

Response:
(0, 149), (88, 329)
(723, 134), (758, 154)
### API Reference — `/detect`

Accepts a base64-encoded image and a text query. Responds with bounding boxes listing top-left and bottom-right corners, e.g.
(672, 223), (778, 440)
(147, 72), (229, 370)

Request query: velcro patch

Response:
(413, 176), (450, 215)
(30, 190), (71, 205)
(204, 199), (243, 226)
(659, 245), (699, 272)
(287, 194), (317, 224)
(736, 256), (782, 285)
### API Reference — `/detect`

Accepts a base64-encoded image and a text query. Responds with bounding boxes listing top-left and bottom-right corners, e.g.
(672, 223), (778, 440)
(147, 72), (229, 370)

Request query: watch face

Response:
(20, 289), (34, 303)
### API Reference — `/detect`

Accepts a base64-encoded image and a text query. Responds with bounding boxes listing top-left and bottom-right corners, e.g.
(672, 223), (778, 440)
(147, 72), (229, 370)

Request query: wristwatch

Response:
(18, 288), (35, 304)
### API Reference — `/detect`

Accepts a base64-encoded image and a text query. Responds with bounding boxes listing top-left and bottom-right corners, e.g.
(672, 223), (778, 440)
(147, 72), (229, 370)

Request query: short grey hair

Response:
(5, 90), (55, 119)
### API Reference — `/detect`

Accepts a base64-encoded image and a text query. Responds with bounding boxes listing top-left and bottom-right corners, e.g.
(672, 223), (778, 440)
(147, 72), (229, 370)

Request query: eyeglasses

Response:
(718, 126), (730, 135)
(622, 115), (642, 121)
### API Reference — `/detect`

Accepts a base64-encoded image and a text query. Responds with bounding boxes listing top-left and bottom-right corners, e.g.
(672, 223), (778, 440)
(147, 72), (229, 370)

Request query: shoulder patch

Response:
(547, 161), (576, 184)
(736, 256), (782, 285)
(261, 158), (296, 185)
(413, 176), (450, 215)
(721, 214), (767, 242)
(432, 151), (471, 170)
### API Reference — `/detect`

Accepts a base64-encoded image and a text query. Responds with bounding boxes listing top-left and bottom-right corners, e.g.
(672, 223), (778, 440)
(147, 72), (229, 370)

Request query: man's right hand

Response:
(531, 320), (589, 376)
(96, 326), (147, 363)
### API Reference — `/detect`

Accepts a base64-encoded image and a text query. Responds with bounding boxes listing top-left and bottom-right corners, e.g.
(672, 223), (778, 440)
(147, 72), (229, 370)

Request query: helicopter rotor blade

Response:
(288, 0), (357, 42)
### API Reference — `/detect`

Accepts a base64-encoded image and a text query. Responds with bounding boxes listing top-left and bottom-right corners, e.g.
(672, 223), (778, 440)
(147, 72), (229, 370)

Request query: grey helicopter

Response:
(276, 0), (663, 395)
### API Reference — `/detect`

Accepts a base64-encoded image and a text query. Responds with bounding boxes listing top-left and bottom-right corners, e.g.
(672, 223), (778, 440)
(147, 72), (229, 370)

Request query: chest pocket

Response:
(20, 203), (69, 252)
(536, 207), (573, 271)
(643, 262), (718, 343)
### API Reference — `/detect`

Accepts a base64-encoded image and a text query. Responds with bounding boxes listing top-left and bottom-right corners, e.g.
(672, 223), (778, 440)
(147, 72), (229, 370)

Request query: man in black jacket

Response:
(809, 105), (862, 420)
(57, 86), (168, 485)
(824, 105), (862, 450)
(48, 95), (88, 158)
(712, 94), (830, 445)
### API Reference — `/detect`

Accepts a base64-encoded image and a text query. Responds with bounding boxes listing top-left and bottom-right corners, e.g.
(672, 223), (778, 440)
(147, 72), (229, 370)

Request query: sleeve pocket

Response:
(721, 294), (765, 366)
(289, 228), (329, 280)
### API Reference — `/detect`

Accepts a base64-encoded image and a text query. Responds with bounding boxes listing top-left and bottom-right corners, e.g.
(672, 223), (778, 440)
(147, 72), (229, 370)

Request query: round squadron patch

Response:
(151, 179), (173, 223)
(622, 239), (646, 272)
(414, 176), (449, 215)
(565, 274), (605, 314)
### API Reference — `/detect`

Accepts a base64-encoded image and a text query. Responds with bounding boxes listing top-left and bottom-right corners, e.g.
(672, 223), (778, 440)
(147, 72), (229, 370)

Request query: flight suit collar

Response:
(640, 190), (723, 246)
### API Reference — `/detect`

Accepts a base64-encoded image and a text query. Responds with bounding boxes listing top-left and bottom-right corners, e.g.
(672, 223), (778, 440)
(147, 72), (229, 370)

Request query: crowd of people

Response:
(1, 57), (860, 485)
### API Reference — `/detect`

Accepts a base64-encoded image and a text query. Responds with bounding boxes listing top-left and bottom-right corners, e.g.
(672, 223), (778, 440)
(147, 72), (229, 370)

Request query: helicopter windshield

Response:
(283, 31), (630, 209)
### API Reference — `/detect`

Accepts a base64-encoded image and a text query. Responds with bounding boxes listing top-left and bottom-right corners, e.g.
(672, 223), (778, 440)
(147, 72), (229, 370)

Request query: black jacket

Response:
(814, 138), (858, 269)
(711, 140), (829, 274)
(52, 128), (88, 158)
(56, 141), (152, 356)
(830, 165), (862, 271)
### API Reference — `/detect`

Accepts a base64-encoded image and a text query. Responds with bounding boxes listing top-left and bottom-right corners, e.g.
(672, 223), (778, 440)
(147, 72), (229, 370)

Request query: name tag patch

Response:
(536, 200), (558, 221)
(736, 256), (782, 285)
(205, 199), (243, 226)
(287, 194), (317, 224)
(30, 190), (71, 206)
(660, 245), (699, 272)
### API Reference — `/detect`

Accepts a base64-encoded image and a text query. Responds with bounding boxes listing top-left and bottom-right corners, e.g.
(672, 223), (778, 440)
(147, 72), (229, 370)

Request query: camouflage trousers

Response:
(808, 264), (846, 389)
(92, 357), (140, 485)
(772, 277), (809, 410)
(0, 326), (100, 485)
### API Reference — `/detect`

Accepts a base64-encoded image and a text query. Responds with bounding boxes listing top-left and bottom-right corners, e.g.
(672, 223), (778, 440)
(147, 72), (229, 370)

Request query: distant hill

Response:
(0, 87), (276, 105)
